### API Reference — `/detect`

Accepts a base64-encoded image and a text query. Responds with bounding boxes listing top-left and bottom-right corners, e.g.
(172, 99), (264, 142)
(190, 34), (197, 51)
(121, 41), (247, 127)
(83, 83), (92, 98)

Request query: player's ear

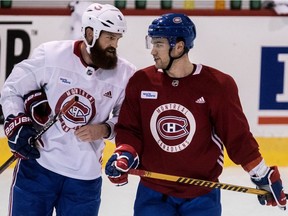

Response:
(85, 27), (94, 45)
(176, 41), (185, 53)
(172, 41), (185, 57)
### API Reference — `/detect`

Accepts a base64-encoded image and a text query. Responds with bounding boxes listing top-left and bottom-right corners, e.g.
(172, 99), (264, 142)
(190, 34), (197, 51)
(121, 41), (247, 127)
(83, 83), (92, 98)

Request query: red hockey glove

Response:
(105, 144), (139, 186)
(4, 113), (40, 159)
(251, 166), (286, 210)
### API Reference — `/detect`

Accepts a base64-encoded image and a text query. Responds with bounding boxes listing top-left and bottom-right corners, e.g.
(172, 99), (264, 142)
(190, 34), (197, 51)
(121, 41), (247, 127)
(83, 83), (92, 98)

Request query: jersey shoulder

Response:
(117, 57), (137, 76)
(38, 40), (74, 54)
(132, 65), (159, 79)
(199, 64), (237, 88)
(33, 40), (75, 68)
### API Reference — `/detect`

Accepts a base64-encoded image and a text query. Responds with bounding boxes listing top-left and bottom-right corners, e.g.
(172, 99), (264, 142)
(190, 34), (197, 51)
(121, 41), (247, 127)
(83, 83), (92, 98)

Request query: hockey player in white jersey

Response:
(0, 3), (136, 216)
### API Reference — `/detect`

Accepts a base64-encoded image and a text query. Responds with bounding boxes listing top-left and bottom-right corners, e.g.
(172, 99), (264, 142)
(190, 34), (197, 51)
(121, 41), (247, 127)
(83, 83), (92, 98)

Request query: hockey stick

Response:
(128, 169), (288, 198)
(0, 96), (79, 174)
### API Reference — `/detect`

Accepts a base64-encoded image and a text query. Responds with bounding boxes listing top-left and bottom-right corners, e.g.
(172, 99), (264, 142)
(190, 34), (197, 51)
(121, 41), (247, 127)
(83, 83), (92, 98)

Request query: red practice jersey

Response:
(115, 64), (261, 198)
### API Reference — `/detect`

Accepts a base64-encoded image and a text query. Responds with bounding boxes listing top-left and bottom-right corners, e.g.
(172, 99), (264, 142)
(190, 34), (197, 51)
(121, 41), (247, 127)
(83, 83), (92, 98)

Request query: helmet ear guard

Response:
(147, 13), (196, 52)
(81, 3), (127, 53)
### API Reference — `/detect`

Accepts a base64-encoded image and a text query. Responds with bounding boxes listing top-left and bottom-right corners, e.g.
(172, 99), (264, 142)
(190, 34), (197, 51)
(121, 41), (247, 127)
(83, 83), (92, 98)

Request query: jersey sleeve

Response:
(114, 72), (143, 155)
(105, 59), (137, 140)
(105, 92), (124, 140)
(210, 74), (261, 167)
(0, 44), (46, 118)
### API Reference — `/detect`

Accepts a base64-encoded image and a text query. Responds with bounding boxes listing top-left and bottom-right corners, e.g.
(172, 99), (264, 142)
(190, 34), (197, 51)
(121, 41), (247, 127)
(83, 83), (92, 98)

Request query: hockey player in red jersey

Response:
(105, 13), (287, 215)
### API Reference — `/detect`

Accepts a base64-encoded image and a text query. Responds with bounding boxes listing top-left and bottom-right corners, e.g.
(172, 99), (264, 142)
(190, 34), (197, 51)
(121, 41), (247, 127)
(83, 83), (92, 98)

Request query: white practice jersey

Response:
(0, 40), (136, 180)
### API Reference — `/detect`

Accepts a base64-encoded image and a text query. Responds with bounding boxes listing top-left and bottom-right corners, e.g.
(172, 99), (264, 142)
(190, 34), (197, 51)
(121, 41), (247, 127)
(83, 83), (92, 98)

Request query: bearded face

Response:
(89, 39), (118, 69)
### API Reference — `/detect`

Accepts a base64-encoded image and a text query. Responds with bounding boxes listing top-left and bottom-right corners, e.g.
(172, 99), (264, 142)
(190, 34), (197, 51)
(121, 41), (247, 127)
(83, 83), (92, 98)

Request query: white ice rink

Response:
(1, 167), (288, 216)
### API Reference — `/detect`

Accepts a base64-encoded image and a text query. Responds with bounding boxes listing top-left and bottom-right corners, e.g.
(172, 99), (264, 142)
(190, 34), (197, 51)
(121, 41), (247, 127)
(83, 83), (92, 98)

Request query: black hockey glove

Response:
(4, 113), (40, 159)
(105, 144), (139, 186)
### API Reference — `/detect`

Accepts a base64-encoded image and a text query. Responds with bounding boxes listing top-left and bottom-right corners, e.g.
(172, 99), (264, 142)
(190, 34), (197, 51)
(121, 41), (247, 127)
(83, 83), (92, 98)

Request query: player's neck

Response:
(166, 59), (194, 78)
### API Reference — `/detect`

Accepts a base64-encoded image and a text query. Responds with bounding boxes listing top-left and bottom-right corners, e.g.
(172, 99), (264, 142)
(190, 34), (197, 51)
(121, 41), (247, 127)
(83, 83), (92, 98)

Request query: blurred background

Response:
(0, 0), (283, 10)
(1, 2), (288, 215)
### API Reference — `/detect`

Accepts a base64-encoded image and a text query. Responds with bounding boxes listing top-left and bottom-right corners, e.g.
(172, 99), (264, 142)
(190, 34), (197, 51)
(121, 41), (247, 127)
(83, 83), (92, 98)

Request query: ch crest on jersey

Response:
(157, 116), (189, 140)
(63, 101), (90, 123)
(56, 88), (96, 132)
(150, 103), (196, 153)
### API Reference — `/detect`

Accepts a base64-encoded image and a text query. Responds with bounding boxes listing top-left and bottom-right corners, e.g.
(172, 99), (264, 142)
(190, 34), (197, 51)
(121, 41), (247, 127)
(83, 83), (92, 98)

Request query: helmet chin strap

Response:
(82, 36), (92, 54)
(85, 43), (91, 54)
(164, 48), (187, 73)
(83, 33), (97, 54)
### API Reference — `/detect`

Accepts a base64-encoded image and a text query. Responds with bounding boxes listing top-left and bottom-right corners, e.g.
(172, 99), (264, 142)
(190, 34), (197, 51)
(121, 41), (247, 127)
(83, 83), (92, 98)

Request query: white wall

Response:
(1, 14), (288, 137)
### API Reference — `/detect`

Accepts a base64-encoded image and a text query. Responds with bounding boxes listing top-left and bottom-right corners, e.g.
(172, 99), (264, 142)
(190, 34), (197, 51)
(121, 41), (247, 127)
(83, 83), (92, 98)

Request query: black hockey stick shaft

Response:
(0, 155), (16, 175)
(0, 96), (78, 174)
(129, 169), (288, 198)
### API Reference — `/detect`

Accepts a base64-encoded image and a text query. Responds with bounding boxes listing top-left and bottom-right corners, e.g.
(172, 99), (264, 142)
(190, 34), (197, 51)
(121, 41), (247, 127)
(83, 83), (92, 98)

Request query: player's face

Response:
(90, 31), (123, 69)
(150, 37), (171, 69)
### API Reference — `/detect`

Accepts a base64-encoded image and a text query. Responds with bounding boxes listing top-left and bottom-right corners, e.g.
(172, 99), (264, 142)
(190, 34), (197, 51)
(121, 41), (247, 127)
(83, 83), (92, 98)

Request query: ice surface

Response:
(1, 167), (287, 216)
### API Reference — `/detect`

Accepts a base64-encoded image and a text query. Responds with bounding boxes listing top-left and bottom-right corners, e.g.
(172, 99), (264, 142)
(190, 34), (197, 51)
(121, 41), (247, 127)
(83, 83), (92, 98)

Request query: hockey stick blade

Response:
(128, 169), (288, 199)
(0, 96), (78, 174)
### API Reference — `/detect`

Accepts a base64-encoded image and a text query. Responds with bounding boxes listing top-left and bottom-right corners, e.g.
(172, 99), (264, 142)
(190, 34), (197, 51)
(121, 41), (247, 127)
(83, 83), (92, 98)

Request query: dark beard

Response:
(89, 41), (118, 69)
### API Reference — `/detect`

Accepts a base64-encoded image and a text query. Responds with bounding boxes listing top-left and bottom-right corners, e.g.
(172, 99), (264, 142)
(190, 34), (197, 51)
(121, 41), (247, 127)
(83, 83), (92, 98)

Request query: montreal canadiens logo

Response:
(173, 17), (182, 24)
(55, 88), (96, 132)
(150, 103), (196, 153)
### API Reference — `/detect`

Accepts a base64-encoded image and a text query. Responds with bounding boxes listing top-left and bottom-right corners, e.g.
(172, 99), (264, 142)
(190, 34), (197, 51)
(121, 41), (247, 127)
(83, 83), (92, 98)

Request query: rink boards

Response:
(1, 137), (287, 169)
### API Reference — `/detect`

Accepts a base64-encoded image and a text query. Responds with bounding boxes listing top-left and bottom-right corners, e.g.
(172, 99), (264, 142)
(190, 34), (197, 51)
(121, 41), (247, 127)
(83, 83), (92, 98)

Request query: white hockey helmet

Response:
(81, 3), (127, 53)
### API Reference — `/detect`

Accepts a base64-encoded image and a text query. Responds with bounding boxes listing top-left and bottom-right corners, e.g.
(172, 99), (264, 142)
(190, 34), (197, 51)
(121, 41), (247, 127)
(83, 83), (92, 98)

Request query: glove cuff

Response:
(249, 159), (270, 178)
(114, 144), (139, 171)
(115, 144), (138, 158)
(24, 89), (52, 127)
(4, 114), (33, 137)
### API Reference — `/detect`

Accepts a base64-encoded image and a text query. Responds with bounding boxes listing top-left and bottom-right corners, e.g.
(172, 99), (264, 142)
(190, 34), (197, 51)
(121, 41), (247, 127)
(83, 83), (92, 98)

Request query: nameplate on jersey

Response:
(141, 91), (158, 99)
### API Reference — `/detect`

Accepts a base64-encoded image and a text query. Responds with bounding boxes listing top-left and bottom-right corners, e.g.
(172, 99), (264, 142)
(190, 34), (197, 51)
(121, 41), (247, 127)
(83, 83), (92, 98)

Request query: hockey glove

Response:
(24, 89), (52, 128)
(105, 144), (139, 186)
(4, 113), (40, 160)
(251, 166), (286, 210)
